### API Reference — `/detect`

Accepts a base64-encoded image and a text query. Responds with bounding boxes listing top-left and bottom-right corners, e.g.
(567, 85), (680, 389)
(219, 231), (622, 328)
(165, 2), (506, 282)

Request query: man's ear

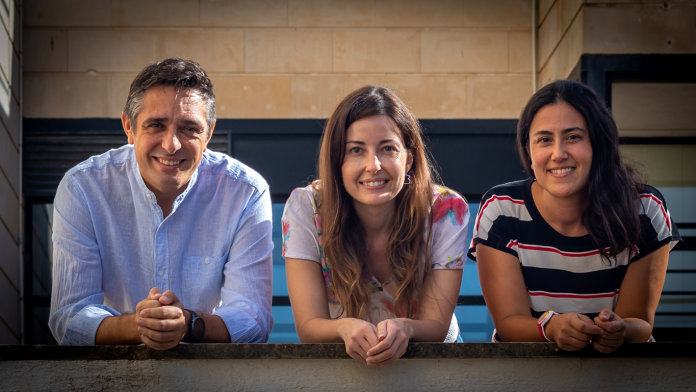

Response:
(122, 112), (135, 144)
(204, 120), (216, 151)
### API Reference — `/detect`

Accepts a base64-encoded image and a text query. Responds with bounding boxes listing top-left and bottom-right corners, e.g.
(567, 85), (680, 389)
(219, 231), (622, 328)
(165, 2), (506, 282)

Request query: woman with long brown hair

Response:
(282, 86), (469, 366)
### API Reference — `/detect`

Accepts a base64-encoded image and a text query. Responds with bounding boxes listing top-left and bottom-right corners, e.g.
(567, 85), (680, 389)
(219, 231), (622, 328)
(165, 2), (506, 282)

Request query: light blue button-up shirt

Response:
(49, 145), (274, 345)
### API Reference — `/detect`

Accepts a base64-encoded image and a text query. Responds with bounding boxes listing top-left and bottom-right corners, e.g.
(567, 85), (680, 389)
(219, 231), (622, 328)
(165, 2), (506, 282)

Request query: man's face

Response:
(122, 86), (214, 198)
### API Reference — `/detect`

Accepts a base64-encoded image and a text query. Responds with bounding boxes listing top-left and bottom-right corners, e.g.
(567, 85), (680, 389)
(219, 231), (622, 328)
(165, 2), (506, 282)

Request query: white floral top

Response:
(281, 185), (470, 342)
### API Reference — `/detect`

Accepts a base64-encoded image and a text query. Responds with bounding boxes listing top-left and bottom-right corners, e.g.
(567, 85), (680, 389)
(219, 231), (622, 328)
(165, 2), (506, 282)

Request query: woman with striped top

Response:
(469, 80), (681, 353)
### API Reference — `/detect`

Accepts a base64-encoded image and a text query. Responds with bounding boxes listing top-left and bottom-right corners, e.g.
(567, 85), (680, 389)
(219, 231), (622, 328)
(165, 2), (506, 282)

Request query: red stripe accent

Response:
(640, 194), (670, 230)
(515, 243), (611, 258)
(528, 289), (619, 299)
(475, 195), (525, 232)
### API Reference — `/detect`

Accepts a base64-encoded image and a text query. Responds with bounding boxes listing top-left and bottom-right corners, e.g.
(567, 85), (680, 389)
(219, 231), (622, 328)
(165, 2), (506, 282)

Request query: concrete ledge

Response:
(2, 344), (696, 391)
(2, 342), (696, 360)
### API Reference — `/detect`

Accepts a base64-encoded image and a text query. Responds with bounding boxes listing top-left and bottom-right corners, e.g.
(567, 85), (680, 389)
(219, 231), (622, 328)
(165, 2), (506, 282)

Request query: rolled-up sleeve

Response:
(50, 175), (120, 345)
(214, 185), (274, 343)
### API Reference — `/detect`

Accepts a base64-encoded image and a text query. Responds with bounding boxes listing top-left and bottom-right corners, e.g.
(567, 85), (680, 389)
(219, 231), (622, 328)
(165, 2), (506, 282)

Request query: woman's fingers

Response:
(367, 321), (395, 356)
(368, 338), (408, 367)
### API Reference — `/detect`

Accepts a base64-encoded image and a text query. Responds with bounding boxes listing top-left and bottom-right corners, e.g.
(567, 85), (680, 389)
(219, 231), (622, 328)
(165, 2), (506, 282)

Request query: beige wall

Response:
(538, 0), (696, 86)
(23, 0), (534, 120)
(0, 0), (22, 345)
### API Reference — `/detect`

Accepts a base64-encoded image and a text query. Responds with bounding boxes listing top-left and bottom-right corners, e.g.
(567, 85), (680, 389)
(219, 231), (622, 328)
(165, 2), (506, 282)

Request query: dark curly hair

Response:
(123, 58), (215, 133)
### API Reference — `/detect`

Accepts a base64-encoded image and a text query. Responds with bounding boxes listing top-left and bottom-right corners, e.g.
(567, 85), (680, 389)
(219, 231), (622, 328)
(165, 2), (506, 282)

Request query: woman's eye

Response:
(349, 147), (362, 154)
(383, 146), (395, 152)
(538, 137), (551, 143)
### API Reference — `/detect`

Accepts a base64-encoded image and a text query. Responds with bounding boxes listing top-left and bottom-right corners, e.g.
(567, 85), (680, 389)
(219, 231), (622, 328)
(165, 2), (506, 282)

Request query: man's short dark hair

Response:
(124, 58), (216, 133)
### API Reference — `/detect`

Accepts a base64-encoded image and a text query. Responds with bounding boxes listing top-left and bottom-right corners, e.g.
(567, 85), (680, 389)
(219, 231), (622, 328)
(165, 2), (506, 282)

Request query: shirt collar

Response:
(129, 148), (202, 214)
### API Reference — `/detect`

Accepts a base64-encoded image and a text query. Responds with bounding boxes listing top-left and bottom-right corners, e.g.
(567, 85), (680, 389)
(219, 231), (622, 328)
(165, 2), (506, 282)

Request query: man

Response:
(49, 58), (273, 348)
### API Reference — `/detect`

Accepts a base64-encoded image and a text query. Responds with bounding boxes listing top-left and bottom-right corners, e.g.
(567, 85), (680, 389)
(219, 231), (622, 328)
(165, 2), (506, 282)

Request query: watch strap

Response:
(537, 310), (558, 342)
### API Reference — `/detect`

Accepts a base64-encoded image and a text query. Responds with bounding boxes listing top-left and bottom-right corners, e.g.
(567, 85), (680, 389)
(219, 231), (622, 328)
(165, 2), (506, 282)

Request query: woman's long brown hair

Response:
(313, 86), (436, 320)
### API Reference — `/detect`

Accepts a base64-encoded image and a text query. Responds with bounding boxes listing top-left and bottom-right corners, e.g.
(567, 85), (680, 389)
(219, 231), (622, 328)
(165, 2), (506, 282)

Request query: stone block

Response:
(539, 10), (583, 85)
(24, 29), (68, 72)
(159, 29), (244, 73)
(509, 30), (532, 73)
(24, 73), (111, 118)
(24, 0), (111, 27)
(245, 30), (332, 73)
(640, 146), (684, 187)
(0, 87), (20, 147)
(559, 0), (583, 35)
(381, 75), (468, 118)
(538, 0), (555, 25)
(684, 146), (696, 187)
(468, 75), (532, 118)
(583, 5), (696, 54)
(333, 30), (420, 73)
(538, 0), (558, 68)
(463, 0), (532, 28)
(0, 122), (19, 193)
(68, 29), (159, 73)
(0, 174), (18, 243)
(613, 83), (696, 136)
(421, 31), (508, 73)
(290, 75), (382, 118)
(214, 75), (291, 118)
(199, 0), (287, 27)
(0, 270), (19, 344)
(288, 0), (374, 27)
(109, 74), (137, 118)
(375, 0), (463, 27)
(111, 0), (200, 27)
(0, 222), (18, 290)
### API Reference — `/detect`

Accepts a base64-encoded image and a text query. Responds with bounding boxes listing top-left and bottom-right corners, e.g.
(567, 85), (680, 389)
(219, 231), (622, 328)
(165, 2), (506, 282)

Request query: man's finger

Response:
(148, 287), (162, 300)
(140, 333), (177, 350)
(138, 326), (182, 343)
(140, 306), (183, 320)
(138, 299), (162, 311)
(159, 290), (180, 305)
(138, 316), (182, 332)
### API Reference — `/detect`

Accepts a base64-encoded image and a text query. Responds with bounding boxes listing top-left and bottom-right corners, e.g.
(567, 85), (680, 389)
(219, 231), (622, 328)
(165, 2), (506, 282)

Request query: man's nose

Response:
(161, 128), (181, 154)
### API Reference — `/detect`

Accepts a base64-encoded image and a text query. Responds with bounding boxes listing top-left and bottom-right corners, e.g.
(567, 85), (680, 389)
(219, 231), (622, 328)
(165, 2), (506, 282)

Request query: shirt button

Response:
(205, 258), (210, 264)
(147, 194), (152, 199)
(158, 270), (164, 276)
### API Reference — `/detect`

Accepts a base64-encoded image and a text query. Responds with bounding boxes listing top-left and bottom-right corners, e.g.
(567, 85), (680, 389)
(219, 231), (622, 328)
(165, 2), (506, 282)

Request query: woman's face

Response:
(341, 115), (413, 210)
(528, 102), (593, 200)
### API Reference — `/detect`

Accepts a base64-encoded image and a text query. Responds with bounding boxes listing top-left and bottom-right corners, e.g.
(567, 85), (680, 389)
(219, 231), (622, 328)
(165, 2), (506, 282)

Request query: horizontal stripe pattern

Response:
(468, 179), (682, 318)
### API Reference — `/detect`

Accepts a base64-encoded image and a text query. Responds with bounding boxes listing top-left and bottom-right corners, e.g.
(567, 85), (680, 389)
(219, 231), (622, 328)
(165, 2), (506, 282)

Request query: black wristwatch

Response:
(183, 309), (206, 343)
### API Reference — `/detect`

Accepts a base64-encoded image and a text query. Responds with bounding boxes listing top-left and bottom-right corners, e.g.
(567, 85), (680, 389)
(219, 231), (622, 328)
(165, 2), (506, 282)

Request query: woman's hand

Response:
(592, 309), (627, 353)
(336, 318), (380, 363)
(546, 312), (605, 351)
(365, 319), (413, 367)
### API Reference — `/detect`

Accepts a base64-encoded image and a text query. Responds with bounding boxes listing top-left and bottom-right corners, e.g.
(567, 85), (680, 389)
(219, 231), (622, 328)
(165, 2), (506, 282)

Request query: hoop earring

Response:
(404, 173), (411, 185)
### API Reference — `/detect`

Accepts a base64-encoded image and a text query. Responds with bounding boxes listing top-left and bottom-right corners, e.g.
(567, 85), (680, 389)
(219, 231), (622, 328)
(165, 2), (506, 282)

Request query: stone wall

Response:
(23, 0), (534, 120)
(0, 0), (21, 345)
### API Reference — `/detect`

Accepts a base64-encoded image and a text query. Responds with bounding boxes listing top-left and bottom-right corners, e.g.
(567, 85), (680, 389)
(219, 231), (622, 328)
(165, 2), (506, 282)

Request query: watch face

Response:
(192, 318), (205, 339)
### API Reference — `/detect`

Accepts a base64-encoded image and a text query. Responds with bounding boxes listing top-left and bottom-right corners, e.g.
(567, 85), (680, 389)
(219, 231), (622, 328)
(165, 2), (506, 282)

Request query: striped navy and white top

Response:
(467, 178), (682, 321)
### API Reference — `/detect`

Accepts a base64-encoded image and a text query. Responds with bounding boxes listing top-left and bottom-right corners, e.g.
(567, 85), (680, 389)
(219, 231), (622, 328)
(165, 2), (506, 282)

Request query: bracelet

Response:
(537, 311), (558, 342)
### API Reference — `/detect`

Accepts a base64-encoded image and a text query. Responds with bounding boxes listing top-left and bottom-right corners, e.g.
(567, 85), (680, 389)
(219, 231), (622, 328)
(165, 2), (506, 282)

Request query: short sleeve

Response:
(430, 188), (470, 270)
(632, 185), (683, 262)
(281, 187), (322, 263)
(467, 188), (529, 261)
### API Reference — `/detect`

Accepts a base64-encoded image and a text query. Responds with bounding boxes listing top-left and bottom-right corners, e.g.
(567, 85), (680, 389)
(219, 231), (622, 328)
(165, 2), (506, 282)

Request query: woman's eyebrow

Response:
(346, 140), (365, 144)
(562, 127), (587, 134)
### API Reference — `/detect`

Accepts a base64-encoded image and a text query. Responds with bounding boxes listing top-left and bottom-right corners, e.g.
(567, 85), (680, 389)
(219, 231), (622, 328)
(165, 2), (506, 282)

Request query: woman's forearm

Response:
(401, 317), (451, 342)
(296, 317), (354, 343)
(494, 314), (547, 342)
(622, 317), (653, 342)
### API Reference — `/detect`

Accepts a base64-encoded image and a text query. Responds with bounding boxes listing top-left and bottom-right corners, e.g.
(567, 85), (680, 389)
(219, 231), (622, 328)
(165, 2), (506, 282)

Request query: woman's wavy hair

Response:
(517, 80), (643, 262)
(313, 86), (436, 320)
